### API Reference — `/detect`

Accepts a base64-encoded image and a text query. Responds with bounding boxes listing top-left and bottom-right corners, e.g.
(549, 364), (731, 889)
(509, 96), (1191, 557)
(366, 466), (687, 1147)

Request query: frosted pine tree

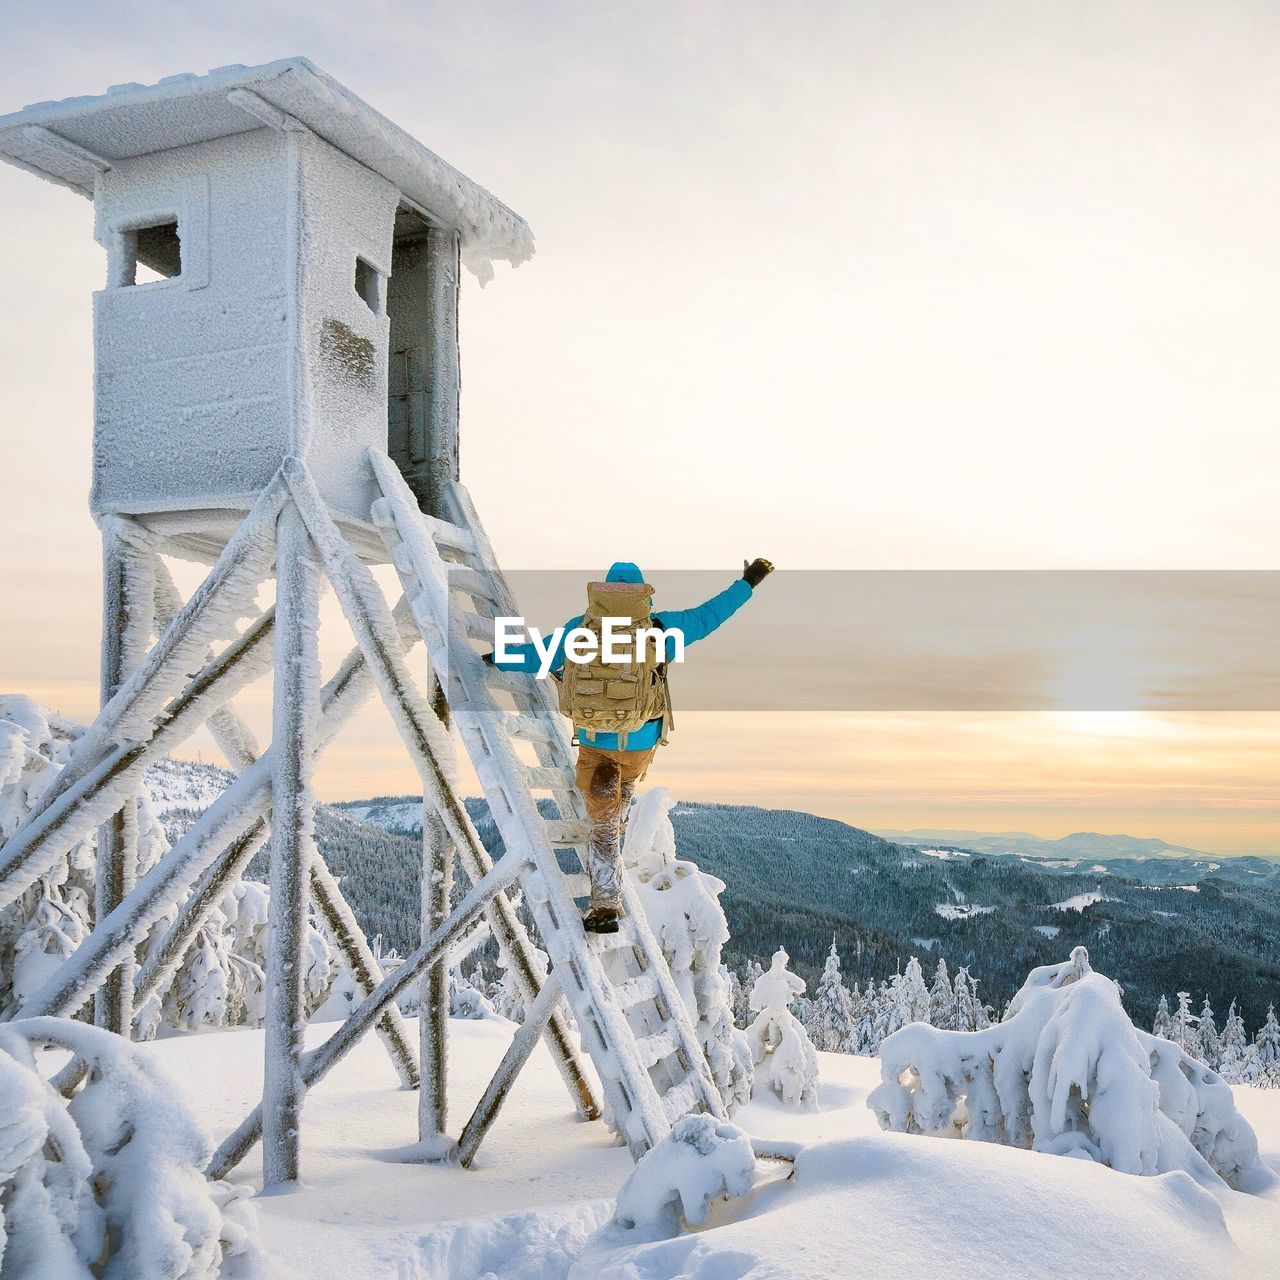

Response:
(1152, 993), (1173, 1040)
(855, 979), (882, 1054)
(1218, 1001), (1248, 1084)
(928, 958), (956, 1029)
(745, 948), (819, 1108)
(811, 938), (858, 1052)
(1255, 1005), (1280, 1085)
(1170, 991), (1201, 1061)
(953, 967), (980, 1032)
(725, 967), (746, 1027)
(626, 789), (753, 1110)
(1198, 996), (1222, 1071)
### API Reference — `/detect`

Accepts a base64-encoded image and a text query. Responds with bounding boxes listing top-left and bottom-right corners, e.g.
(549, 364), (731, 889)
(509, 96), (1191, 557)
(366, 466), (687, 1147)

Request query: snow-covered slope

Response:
(131, 1018), (1280, 1280)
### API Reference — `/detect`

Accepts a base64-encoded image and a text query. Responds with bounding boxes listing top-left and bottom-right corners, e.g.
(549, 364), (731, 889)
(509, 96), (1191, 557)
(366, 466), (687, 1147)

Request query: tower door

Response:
(386, 207), (434, 506)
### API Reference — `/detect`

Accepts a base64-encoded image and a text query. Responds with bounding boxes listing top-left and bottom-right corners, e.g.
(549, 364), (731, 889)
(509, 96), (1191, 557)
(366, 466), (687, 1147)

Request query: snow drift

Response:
(0, 1017), (265, 1279)
(869, 946), (1277, 1194)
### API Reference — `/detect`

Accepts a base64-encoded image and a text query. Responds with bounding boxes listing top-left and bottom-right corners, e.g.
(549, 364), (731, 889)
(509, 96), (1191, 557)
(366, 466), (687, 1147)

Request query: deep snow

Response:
(121, 1015), (1280, 1279)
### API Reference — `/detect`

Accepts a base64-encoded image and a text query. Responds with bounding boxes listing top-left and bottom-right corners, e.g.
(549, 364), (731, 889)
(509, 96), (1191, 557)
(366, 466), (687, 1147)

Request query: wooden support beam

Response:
(425, 225), (460, 518)
(457, 970), (563, 1168)
(94, 520), (155, 1034)
(419, 677), (454, 1146)
(207, 853), (522, 1180)
(262, 505), (320, 1188)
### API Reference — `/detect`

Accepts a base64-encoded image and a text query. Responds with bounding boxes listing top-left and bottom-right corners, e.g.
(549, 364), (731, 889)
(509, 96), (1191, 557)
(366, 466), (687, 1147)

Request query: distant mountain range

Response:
(875, 827), (1280, 889)
(145, 759), (1280, 1028)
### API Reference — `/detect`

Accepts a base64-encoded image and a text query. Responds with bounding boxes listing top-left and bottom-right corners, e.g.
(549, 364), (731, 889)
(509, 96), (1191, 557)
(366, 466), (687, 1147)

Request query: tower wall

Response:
(92, 127), (294, 521)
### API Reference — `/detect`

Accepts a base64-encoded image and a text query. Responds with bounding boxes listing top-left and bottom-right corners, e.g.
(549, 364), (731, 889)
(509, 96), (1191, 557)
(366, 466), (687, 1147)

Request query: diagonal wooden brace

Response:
(206, 852), (523, 1180)
(0, 607), (277, 911)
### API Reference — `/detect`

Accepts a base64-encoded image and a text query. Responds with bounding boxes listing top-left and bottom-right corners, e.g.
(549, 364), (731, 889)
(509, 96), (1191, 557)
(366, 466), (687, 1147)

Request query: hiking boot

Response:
(582, 901), (623, 934)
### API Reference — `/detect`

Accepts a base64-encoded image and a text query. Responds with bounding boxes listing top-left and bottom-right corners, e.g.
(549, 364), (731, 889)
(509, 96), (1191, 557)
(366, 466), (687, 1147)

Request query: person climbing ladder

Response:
(488, 558), (773, 931)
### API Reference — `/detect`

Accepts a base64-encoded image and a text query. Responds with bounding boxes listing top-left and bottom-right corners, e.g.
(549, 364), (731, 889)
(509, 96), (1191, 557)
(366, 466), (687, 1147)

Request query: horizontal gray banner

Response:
(448, 570), (1280, 711)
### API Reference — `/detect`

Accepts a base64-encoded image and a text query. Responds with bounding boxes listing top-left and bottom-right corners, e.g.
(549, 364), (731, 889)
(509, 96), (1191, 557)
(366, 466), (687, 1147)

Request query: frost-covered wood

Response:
(457, 970), (563, 1168)
(371, 457), (723, 1157)
(420, 683), (454, 1144)
(289, 459), (598, 1121)
(262, 504), (321, 1187)
(93, 520), (155, 1034)
(207, 853), (522, 1179)
(0, 604), (275, 913)
(869, 947), (1278, 1194)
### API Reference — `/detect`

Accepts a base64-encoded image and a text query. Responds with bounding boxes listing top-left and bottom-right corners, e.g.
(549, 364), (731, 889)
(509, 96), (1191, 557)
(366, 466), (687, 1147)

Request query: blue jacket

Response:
(492, 561), (753, 751)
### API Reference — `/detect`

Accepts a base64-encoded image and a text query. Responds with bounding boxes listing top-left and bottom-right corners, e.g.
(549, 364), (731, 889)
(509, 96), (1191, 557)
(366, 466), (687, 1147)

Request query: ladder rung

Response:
(634, 1031), (677, 1068)
(461, 611), (493, 642)
(613, 972), (659, 1010)
(560, 872), (591, 898)
(508, 714), (555, 745)
(482, 665), (534, 696)
(543, 819), (588, 846)
(661, 1076), (704, 1123)
(423, 512), (476, 553)
(524, 765), (573, 792)
(588, 927), (637, 953)
(446, 566), (498, 604)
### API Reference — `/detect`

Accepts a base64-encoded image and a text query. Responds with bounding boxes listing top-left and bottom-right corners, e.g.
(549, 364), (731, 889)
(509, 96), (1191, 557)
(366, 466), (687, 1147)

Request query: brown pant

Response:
(575, 743), (656, 906)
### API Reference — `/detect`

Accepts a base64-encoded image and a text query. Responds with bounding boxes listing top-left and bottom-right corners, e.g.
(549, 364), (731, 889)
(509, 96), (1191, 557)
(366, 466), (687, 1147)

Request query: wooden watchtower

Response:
(0, 60), (729, 1190)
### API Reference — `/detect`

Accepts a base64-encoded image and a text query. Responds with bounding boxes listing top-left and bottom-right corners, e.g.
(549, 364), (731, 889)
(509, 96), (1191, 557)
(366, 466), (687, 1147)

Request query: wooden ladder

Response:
(368, 449), (726, 1158)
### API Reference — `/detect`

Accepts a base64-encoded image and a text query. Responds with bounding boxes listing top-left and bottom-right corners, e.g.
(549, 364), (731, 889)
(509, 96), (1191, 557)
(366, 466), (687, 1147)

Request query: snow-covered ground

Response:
(128, 1018), (1280, 1279)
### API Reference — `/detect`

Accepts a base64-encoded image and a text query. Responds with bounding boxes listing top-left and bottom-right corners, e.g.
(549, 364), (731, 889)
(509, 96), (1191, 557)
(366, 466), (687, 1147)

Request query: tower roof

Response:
(0, 57), (533, 281)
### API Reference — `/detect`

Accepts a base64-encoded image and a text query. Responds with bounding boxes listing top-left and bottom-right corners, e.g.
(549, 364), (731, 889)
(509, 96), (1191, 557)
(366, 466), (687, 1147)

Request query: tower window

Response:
(355, 256), (382, 314)
(119, 219), (182, 285)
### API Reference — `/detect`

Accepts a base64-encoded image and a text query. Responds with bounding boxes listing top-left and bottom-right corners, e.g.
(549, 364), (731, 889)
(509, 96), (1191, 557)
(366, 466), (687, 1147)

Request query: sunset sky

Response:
(0, 2), (1276, 855)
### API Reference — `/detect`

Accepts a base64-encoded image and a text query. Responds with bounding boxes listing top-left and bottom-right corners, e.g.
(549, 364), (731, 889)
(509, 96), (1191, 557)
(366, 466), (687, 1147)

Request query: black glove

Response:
(742, 557), (774, 588)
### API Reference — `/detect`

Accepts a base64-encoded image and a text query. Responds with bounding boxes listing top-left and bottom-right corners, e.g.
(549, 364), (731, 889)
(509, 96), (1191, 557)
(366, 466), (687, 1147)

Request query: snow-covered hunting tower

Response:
(0, 58), (526, 553)
(0, 60), (733, 1191)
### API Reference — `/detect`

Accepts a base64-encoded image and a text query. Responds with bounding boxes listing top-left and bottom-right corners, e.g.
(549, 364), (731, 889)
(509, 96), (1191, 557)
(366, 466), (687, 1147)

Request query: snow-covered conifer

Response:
(811, 938), (858, 1052)
(626, 789), (752, 1110)
(1198, 996), (1222, 1071)
(745, 948), (819, 1108)
(928, 958), (956, 1030)
(1170, 991), (1201, 1060)
(870, 948), (1276, 1194)
(1218, 1001), (1248, 1084)
(1152, 993), (1173, 1040)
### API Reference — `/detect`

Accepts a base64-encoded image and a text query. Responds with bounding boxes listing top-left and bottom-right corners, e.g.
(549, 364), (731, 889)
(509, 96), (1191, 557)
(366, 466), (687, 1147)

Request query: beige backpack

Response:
(554, 580), (672, 748)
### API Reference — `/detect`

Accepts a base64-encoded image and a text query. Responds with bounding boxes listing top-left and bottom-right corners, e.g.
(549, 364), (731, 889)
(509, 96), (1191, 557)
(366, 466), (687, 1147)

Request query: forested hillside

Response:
(149, 762), (1280, 1029)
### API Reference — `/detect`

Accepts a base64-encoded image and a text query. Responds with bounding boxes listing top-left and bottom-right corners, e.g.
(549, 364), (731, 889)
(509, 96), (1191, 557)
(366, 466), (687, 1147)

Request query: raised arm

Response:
(654, 559), (773, 657)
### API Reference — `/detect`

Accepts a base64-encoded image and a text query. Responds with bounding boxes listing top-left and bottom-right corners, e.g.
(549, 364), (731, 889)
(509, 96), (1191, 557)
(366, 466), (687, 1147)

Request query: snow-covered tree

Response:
(1152, 993), (1173, 1041)
(1170, 991), (1200, 1061)
(1254, 1005), (1280, 1085)
(953, 967), (982, 1033)
(626, 789), (752, 1111)
(0, 1016), (266, 1276)
(928, 958), (956, 1031)
(745, 948), (819, 1108)
(1218, 1001), (1249, 1084)
(810, 938), (858, 1053)
(870, 948), (1276, 1195)
(724, 967), (746, 1028)
(1198, 996), (1221, 1071)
